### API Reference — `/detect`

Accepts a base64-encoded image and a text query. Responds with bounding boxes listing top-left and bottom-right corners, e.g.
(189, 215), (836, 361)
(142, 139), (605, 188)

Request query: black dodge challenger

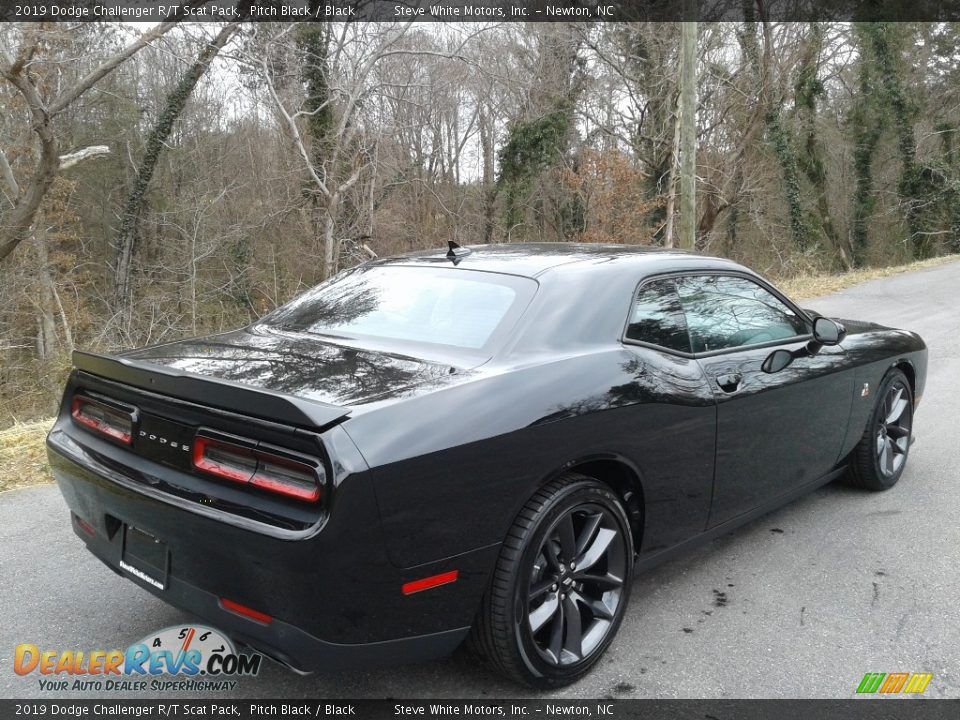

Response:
(48, 243), (927, 687)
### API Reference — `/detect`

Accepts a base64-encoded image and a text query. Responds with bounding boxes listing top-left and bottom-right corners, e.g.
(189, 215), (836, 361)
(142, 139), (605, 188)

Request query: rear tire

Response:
(843, 368), (913, 491)
(469, 473), (634, 688)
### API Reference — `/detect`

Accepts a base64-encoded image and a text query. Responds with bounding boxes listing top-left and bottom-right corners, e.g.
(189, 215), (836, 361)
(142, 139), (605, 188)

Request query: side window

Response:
(675, 275), (808, 353)
(625, 279), (691, 353)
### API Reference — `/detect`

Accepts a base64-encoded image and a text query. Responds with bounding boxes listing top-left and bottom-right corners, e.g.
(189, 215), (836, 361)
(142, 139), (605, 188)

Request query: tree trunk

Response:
(794, 26), (850, 269)
(662, 89), (682, 248)
(113, 21), (240, 327)
(34, 230), (58, 362)
(0, 109), (58, 262)
(479, 106), (498, 244)
(679, 20), (697, 250)
(323, 205), (337, 280)
(851, 23), (887, 268)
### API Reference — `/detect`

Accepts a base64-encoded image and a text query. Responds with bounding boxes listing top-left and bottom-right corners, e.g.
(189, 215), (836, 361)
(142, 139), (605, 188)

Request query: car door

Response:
(673, 274), (853, 528)
(621, 277), (717, 550)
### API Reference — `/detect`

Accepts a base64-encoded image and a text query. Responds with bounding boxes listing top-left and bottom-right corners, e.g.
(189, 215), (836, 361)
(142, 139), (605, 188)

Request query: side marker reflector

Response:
(74, 514), (96, 537)
(220, 597), (273, 625)
(402, 570), (459, 596)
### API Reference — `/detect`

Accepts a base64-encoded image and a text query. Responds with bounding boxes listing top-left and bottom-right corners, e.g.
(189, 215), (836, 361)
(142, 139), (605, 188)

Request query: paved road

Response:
(2, 261), (959, 700)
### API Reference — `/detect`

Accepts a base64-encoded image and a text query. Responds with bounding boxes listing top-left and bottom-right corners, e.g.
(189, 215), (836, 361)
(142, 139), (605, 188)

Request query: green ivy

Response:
(851, 23), (936, 262)
(765, 109), (810, 250)
(297, 20), (335, 163)
(497, 106), (573, 234)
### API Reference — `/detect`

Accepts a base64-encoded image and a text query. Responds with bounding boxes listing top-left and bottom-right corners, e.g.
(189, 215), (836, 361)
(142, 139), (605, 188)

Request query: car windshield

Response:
(262, 265), (536, 352)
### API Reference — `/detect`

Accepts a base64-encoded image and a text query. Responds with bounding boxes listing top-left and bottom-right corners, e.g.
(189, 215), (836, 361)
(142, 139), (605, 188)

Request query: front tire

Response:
(844, 368), (913, 491)
(470, 473), (634, 688)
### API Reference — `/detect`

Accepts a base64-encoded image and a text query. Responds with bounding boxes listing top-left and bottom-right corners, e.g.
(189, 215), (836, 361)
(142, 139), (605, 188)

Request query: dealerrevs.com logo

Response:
(14, 625), (262, 692)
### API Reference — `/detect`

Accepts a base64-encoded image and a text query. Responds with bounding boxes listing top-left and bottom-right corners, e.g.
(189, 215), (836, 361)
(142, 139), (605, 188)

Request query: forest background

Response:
(2, 17), (959, 427)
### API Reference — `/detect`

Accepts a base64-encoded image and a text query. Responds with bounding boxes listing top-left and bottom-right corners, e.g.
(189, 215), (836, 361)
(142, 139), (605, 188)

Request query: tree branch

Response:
(259, 56), (330, 198)
(48, 15), (196, 117)
(0, 147), (19, 199)
(58, 145), (110, 171)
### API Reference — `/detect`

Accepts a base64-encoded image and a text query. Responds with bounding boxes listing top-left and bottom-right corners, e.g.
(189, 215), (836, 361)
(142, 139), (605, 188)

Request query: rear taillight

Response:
(71, 395), (135, 445)
(192, 434), (323, 503)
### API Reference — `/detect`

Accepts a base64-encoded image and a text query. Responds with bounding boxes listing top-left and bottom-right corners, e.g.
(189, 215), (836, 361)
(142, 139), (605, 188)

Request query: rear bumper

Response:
(47, 425), (495, 672)
(70, 511), (467, 672)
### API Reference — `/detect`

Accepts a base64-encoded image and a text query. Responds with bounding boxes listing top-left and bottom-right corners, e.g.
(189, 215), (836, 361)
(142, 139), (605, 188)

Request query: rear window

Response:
(262, 265), (536, 352)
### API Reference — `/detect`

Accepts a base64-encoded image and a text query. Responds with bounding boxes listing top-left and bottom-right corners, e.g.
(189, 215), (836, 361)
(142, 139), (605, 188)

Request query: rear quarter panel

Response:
(343, 347), (717, 569)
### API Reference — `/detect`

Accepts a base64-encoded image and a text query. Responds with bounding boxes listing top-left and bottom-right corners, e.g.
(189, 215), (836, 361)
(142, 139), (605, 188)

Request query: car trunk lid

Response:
(89, 328), (469, 426)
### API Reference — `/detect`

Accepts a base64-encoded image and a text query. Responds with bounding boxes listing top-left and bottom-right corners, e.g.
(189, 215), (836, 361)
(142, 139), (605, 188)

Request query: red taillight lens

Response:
(192, 436), (257, 484)
(250, 456), (322, 502)
(71, 395), (134, 445)
(192, 434), (323, 503)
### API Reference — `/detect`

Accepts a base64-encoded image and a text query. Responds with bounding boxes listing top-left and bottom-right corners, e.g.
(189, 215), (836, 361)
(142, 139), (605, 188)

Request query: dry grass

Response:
(777, 254), (959, 300)
(0, 419), (54, 493)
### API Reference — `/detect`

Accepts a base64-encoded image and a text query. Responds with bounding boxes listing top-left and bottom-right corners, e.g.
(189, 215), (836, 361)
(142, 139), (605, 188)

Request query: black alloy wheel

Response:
(526, 504), (628, 667)
(470, 473), (634, 688)
(876, 381), (911, 478)
(845, 368), (913, 491)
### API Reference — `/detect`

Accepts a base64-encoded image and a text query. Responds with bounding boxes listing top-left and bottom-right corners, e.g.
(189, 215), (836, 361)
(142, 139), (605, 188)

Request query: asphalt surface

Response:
(2, 260), (959, 700)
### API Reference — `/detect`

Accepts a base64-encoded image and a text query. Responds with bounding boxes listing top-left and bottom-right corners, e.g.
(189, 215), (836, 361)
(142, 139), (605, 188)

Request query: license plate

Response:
(120, 525), (169, 591)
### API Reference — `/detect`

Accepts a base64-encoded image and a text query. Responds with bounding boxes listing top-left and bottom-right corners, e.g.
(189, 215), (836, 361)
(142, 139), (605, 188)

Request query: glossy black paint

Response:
(46, 243), (927, 672)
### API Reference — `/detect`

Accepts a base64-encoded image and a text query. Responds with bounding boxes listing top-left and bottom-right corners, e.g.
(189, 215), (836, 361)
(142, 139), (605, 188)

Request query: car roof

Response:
(371, 242), (747, 279)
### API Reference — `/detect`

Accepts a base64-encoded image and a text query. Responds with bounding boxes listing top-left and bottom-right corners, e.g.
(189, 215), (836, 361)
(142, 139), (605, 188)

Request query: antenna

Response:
(446, 240), (471, 264)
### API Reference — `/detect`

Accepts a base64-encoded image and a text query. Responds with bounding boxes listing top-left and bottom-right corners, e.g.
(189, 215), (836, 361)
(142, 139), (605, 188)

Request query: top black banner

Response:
(1, 0), (958, 23)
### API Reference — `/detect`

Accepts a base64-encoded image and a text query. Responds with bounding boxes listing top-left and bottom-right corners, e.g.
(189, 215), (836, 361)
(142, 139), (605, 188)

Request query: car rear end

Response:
(46, 353), (480, 672)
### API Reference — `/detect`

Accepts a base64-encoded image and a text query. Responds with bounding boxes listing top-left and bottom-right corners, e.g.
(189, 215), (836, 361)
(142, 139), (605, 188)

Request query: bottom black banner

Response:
(2, 700), (958, 720)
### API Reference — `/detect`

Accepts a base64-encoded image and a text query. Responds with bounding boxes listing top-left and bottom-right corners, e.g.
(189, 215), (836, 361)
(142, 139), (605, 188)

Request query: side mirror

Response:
(812, 317), (845, 346)
(762, 348), (795, 374)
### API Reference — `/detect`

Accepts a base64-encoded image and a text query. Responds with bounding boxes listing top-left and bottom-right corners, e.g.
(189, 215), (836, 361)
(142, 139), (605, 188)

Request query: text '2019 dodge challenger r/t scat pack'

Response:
(47, 243), (927, 687)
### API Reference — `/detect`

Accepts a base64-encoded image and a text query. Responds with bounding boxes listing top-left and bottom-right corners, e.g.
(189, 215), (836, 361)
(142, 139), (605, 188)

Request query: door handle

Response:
(716, 373), (742, 393)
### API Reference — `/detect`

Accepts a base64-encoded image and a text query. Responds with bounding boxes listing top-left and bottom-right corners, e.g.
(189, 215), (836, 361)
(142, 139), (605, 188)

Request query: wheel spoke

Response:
(557, 513), (577, 563)
(529, 594), (559, 634)
(892, 452), (906, 474)
(575, 512), (603, 556)
(880, 438), (893, 475)
(577, 528), (616, 571)
(543, 539), (562, 571)
(571, 590), (615, 621)
(547, 599), (565, 663)
(885, 390), (907, 424)
(562, 596), (583, 661)
(886, 424), (909, 440)
(573, 571), (623, 591)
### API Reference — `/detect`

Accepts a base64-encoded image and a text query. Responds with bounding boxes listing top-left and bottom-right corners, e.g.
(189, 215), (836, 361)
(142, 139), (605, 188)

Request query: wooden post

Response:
(679, 16), (697, 250)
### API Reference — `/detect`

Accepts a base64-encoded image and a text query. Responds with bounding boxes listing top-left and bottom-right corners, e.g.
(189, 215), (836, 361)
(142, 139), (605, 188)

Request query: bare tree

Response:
(0, 21), (188, 263)
(245, 22), (486, 278)
(113, 21), (243, 330)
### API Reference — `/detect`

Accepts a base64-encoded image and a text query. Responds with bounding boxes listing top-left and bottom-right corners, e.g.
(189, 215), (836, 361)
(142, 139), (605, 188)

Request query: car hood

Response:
(120, 328), (471, 408)
(833, 317), (891, 335)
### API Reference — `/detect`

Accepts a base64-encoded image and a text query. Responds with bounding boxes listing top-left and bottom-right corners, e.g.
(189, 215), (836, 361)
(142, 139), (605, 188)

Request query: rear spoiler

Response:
(72, 350), (351, 431)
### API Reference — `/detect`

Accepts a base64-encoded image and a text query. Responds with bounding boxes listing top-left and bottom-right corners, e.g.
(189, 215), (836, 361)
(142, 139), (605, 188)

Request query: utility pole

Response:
(679, 16), (697, 250)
